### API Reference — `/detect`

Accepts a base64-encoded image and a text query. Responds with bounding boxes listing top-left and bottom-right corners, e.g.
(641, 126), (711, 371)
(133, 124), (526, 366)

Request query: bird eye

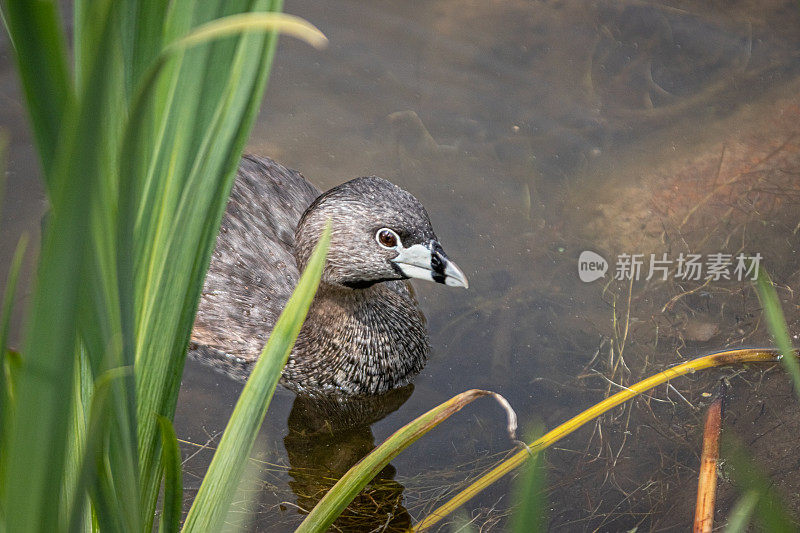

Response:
(376, 228), (400, 249)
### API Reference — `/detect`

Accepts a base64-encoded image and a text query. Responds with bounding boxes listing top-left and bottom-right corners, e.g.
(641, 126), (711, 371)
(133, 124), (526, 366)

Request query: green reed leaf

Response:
(182, 225), (330, 533)
(3, 0), (72, 179)
(158, 415), (183, 533)
(2, 0), (118, 527)
(126, 2), (295, 522)
(754, 268), (800, 400)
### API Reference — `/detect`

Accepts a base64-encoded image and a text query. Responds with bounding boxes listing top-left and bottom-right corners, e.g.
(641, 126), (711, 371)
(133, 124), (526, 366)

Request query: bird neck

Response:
(287, 281), (430, 396)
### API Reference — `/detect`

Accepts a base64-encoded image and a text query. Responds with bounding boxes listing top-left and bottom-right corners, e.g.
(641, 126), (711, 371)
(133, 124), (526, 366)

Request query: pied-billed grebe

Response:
(189, 155), (467, 396)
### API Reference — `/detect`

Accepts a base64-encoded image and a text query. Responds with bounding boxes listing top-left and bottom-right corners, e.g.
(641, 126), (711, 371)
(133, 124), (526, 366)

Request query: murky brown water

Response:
(3, 1), (800, 531)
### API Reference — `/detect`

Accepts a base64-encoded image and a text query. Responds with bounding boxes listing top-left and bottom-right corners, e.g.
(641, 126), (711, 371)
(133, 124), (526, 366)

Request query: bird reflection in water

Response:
(283, 385), (415, 532)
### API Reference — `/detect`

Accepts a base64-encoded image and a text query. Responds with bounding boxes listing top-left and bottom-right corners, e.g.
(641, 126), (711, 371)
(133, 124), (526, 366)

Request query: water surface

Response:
(3, 1), (800, 531)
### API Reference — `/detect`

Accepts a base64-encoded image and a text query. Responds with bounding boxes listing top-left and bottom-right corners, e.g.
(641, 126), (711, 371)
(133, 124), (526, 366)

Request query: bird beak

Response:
(391, 240), (469, 289)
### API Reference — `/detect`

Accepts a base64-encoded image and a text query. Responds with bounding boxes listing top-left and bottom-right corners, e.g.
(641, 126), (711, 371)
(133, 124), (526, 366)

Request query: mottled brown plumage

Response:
(190, 155), (465, 396)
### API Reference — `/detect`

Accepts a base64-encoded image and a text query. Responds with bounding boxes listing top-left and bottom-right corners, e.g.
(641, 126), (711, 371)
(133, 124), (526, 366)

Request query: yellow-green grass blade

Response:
(412, 349), (786, 531)
(76, 0), (139, 503)
(5, 162), (88, 530)
(754, 269), (800, 400)
(182, 225), (330, 533)
(39, 5), (136, 529)
(295, 389), (510, 533)
(3, 0), (72, 179)
(166, 12), (327, 52)
(157, 415), (183, 533)
(72, 0), (125, 369)
(124, 8), (325, 313)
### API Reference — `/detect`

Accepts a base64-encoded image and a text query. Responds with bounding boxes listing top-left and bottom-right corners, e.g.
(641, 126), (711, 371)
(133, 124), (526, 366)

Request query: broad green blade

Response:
(118, 0), (171, 100)
(2, 0), (122, 530)
(121, 8), (276, 522)
(4, 0), (327, 530)
(182, 226), (330, 533)
(3, 0), (72, 178)
(157, 416), (183, 533)
(295, 389), (503, 533)
(71, 1), (140, 530)
(124, 3), (329, 524)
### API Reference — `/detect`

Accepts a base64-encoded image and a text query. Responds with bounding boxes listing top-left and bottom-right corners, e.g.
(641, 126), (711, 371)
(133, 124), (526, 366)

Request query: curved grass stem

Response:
(296, 389), (519, 533)
(412, 348), (785, 532)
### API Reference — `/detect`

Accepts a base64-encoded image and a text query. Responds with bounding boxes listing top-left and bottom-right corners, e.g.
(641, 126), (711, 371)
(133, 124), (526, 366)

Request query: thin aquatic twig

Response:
(667, 383), (696, 410)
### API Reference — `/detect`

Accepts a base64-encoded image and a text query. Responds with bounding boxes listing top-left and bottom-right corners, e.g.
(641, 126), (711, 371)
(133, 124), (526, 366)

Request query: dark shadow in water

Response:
(282, 385), (414, 532)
